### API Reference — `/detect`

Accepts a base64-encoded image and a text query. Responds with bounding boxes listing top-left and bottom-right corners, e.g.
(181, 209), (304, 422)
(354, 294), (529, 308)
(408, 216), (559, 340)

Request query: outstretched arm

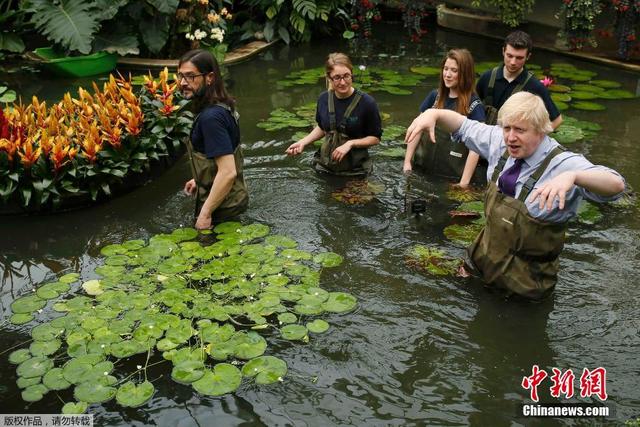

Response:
(529, 169), (625, 211)
(405, 109), (466, 145)
(285, 126), (326, 155)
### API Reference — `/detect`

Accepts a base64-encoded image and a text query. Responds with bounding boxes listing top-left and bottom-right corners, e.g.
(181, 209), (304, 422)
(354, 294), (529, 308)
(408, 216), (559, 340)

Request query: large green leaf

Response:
(0, 32), (25, 53)
(116, 380), (155, 407)
(146, 0), (179, 15)
(192, 363), (242, 396)
(93, 26), (139, 56)
(26, 0), (99, 54)
(242, 356), (287, 385)
(139, 13), (169, 54)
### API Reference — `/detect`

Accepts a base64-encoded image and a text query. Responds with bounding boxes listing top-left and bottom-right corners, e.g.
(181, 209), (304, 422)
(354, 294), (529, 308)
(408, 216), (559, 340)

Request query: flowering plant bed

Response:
(0, 68), (193, 213)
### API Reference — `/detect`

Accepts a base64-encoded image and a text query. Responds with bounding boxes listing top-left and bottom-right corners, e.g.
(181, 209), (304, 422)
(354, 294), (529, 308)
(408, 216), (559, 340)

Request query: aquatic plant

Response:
(331, 180), (384, 205)
(405, 245), (461, 276)
(6, 223), (356, 412)
(0, 68), (192, 210)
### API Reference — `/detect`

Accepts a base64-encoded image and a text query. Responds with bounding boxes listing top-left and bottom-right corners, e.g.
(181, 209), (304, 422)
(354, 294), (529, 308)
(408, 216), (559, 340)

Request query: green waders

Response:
(467, 146), (567, 300)
(483, 67), (534, 125)
(313, 90), (373, 176)
(186, 104), (249, 223)
(413, 126), (487, 185)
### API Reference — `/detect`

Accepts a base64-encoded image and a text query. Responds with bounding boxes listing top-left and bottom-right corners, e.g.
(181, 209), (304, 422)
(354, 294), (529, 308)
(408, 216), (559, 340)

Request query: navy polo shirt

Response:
(476, 66), (561, 121)
(191, 105), (240, 159)
(315, 90), (382, 139)
(419, 89), (486, 122)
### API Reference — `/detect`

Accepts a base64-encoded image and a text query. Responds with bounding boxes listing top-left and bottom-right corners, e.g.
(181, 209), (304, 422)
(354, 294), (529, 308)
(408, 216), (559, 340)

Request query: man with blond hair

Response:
(405, 91), (625, 300)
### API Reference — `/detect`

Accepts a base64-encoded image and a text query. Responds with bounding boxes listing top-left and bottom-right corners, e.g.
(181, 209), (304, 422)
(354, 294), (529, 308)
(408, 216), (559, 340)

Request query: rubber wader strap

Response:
(517, 145), (566, 202)
(328, 90), (363, 132)
(512, 71), (534, 96)
(491, 149), (510, 182)
(484, 67), (499, 107)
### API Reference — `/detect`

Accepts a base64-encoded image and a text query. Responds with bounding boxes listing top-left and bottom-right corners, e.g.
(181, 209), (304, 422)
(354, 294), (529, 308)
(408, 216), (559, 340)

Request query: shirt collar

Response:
(524, 135), (554, 168)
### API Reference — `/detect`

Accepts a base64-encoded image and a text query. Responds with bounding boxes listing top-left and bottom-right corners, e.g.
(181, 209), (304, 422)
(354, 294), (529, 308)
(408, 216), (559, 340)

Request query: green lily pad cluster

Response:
(7, 224), (355, 412)
(405, 245), (461, 276)
(257, 107), (314, 132)
(277, 66), (424, 95)
(575, 200), (604, 225)
(444, 200), (486, 246)
(551, 115), (602, 145)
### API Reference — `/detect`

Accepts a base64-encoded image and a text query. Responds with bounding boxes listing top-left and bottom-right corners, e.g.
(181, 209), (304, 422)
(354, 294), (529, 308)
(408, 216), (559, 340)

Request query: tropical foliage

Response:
(7, 223), (355, 411)
(0, 68), (192, 210)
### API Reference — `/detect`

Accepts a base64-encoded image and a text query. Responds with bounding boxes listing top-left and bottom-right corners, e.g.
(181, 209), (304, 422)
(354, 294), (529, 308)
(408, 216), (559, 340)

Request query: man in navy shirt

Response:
(476, 31), (563, 130)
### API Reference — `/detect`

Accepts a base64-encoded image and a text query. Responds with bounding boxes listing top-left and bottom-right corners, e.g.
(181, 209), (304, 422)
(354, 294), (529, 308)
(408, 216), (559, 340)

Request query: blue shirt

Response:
(454, 119), (625, 223)
(315, 90), (382, 139)
(191, 105), (240, 159)
(476, 66), (561, 121)
(419, 89), (486, 122)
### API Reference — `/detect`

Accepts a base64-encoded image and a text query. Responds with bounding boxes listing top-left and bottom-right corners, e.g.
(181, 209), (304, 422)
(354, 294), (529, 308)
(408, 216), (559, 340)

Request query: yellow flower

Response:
(198, 0), (208, 4)
(226, 13), (232, 20)
(207, 12), (220, 23)
(220, 7), (228, 16)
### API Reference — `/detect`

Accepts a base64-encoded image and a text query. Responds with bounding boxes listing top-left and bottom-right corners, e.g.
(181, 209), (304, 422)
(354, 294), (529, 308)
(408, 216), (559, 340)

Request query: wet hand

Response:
(184, 179), (196, 195)
(403, 162), (412, 175)
(528, 171), (576, 210)
(285, 141), (305, 156)
(405, 111), (436, 145)
(195, 213), (212, 230)
(331, 142), (352, 162)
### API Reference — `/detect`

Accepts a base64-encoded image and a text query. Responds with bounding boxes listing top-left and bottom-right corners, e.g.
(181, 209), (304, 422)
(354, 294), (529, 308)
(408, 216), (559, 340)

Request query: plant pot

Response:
(31, 47), (118, 77)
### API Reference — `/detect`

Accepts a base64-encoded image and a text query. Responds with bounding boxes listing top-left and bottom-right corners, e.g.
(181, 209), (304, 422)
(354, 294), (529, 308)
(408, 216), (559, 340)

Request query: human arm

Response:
(332, 135), (379, 162)
(458, 151), (481, 187)
(550, 114), (563, 130)
(285, 125), (326, 155)
(405, 109), (466, 146)
(195, 154), (237, 229)
(529, 169), (625, 211)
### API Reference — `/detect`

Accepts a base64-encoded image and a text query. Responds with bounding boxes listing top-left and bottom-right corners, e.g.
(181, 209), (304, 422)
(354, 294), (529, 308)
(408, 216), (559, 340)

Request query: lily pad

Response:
(277, 313), (297, 324)
(591, 80), (621, 89)
(82, 279), (104, 295)
(280, 324), (308, 341)
(17, 356), (54, 378)
(231, 331), (268, 359)
(11, 294), (46, 314)
(570, 91), (599, 100)
(59, 273), (80, 283)
(572, 101), (606, 111)
(551, 93), (571, 103)
(30, 339), (61, 357)
(322, 292), (358, 313)
(192, 363), (242, 396)
(17, 376), (41, 389)
(242, 356), (288, 385)
(264, 235), (298, 248)
(116, 380), (155, 408)
(74, 377), (117, 403)
(100, 244), (128, 256)
(9, 349), (33, 364)
(576, 200), (603, 225)
(10, 313), (34, 324)
(22, 383), (48, 402)
(446, 186), (483, 203)
(548, 84), (571, 93)
(444, 223), (483, 246)
(331, 180), (384, 205)
(598, 89), (635, 100)
(62, 401), (88, 414)
(171, 360), (205, 384)
(43, 367), (71, 390)
(313, 252), (344, 267)
(410, 66), (440, 76)
(307, 319), (330, 333)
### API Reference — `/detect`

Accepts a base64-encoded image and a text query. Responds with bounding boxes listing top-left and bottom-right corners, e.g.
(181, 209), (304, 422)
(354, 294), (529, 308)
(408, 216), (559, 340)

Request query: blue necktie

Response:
(498, 158), (524, 197)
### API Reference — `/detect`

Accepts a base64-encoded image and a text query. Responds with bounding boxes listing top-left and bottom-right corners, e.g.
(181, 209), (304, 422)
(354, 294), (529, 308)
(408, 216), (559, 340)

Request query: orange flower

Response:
(160, 96), (179, 116)
(18, 136), (42, 169)
(124, 105), (143, 136)
(207, 12), (220, 23)
(50, 136), (76, 172)
(0, 138), (18, 162)
(80, 122), (102, 163)
(143, 73), (159, 94)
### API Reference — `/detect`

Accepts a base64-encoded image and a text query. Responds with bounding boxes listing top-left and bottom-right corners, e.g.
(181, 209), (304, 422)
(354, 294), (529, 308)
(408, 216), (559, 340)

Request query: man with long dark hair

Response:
(178, 49), (248, 229)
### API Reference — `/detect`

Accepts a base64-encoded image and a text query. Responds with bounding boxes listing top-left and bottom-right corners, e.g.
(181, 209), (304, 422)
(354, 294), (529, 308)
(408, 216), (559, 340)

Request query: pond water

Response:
(2, 25), (640, 426)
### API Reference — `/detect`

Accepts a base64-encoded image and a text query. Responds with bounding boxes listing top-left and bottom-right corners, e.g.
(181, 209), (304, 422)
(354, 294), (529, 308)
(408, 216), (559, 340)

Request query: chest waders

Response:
(483, 67), (534, 125)
(413, 126), (487, 185)
(313, 90), (373, 176)
(467, 146), (567, 300)
(186, 104), (249, 222)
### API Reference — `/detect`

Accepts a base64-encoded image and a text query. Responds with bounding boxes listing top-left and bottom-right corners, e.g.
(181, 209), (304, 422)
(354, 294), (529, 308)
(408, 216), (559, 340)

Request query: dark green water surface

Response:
(1, 27), (639, 426)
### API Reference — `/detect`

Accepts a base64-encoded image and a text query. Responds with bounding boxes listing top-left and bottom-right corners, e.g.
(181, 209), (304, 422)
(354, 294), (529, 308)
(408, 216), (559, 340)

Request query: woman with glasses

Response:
(178, 49), (249, 229)
(403, 48), (486, 187)
(286, 52), (382, 176)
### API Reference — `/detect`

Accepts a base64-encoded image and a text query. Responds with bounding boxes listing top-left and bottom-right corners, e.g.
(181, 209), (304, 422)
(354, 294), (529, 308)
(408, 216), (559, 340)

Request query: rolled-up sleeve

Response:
(453, 118), (504, 163)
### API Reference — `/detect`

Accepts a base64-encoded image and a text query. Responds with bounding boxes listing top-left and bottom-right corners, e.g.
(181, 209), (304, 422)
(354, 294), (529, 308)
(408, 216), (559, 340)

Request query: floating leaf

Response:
(331, 180), (384, 205)
(572, 101), (606, 111)
(591, 80), (621, 89)
(17, 376), (41, 389)
(74, 377), (117, 403)
(322, 292), (357, 313)
(265, 235), (298, 248)
(548, 84), (571, 93)
(280, 324), (308, 341)
(446, 186), (483, 202)
(9, 349), (32, 364)
(231, 331), (268, 359)
(551, 93), (571, 103)
(307, 319), (330, 333)
(17, 357), (54, 378)
(30, 339), (61, 357)
(100, 244), (128, 256)
(171, 227), (198, 242)
(171, 360), (205, 384)
(59, 273), (80, 283)
(242, 356), (287, 385)
(313, 252), (344, 267)
(22, 383), (48, 402)
(277, 313), (297, 324)
(10, 313), (34, 324)
(410, 66), (440, 76)
(405, 245), (461, 276)
(598, 89), (635, 100)
(116, 380), (155, 407)
(576, 200), (603, 225)
(43, 367), (71, 390)
(11, 294), (46, 314)
(443, 223), (483, 246)
(192, 363), (242, 396)
(570, 91), (598, 100)
(62, 401), (88, 414)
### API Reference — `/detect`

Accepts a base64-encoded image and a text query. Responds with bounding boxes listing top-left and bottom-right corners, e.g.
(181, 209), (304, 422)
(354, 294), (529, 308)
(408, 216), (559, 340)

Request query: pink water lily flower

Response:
(541, 76), (554, 87)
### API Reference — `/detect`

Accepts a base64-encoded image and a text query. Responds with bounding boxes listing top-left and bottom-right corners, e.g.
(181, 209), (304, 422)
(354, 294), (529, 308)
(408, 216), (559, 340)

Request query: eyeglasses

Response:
(328, 73), (352, 83)
(176, 72), (206, 83)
